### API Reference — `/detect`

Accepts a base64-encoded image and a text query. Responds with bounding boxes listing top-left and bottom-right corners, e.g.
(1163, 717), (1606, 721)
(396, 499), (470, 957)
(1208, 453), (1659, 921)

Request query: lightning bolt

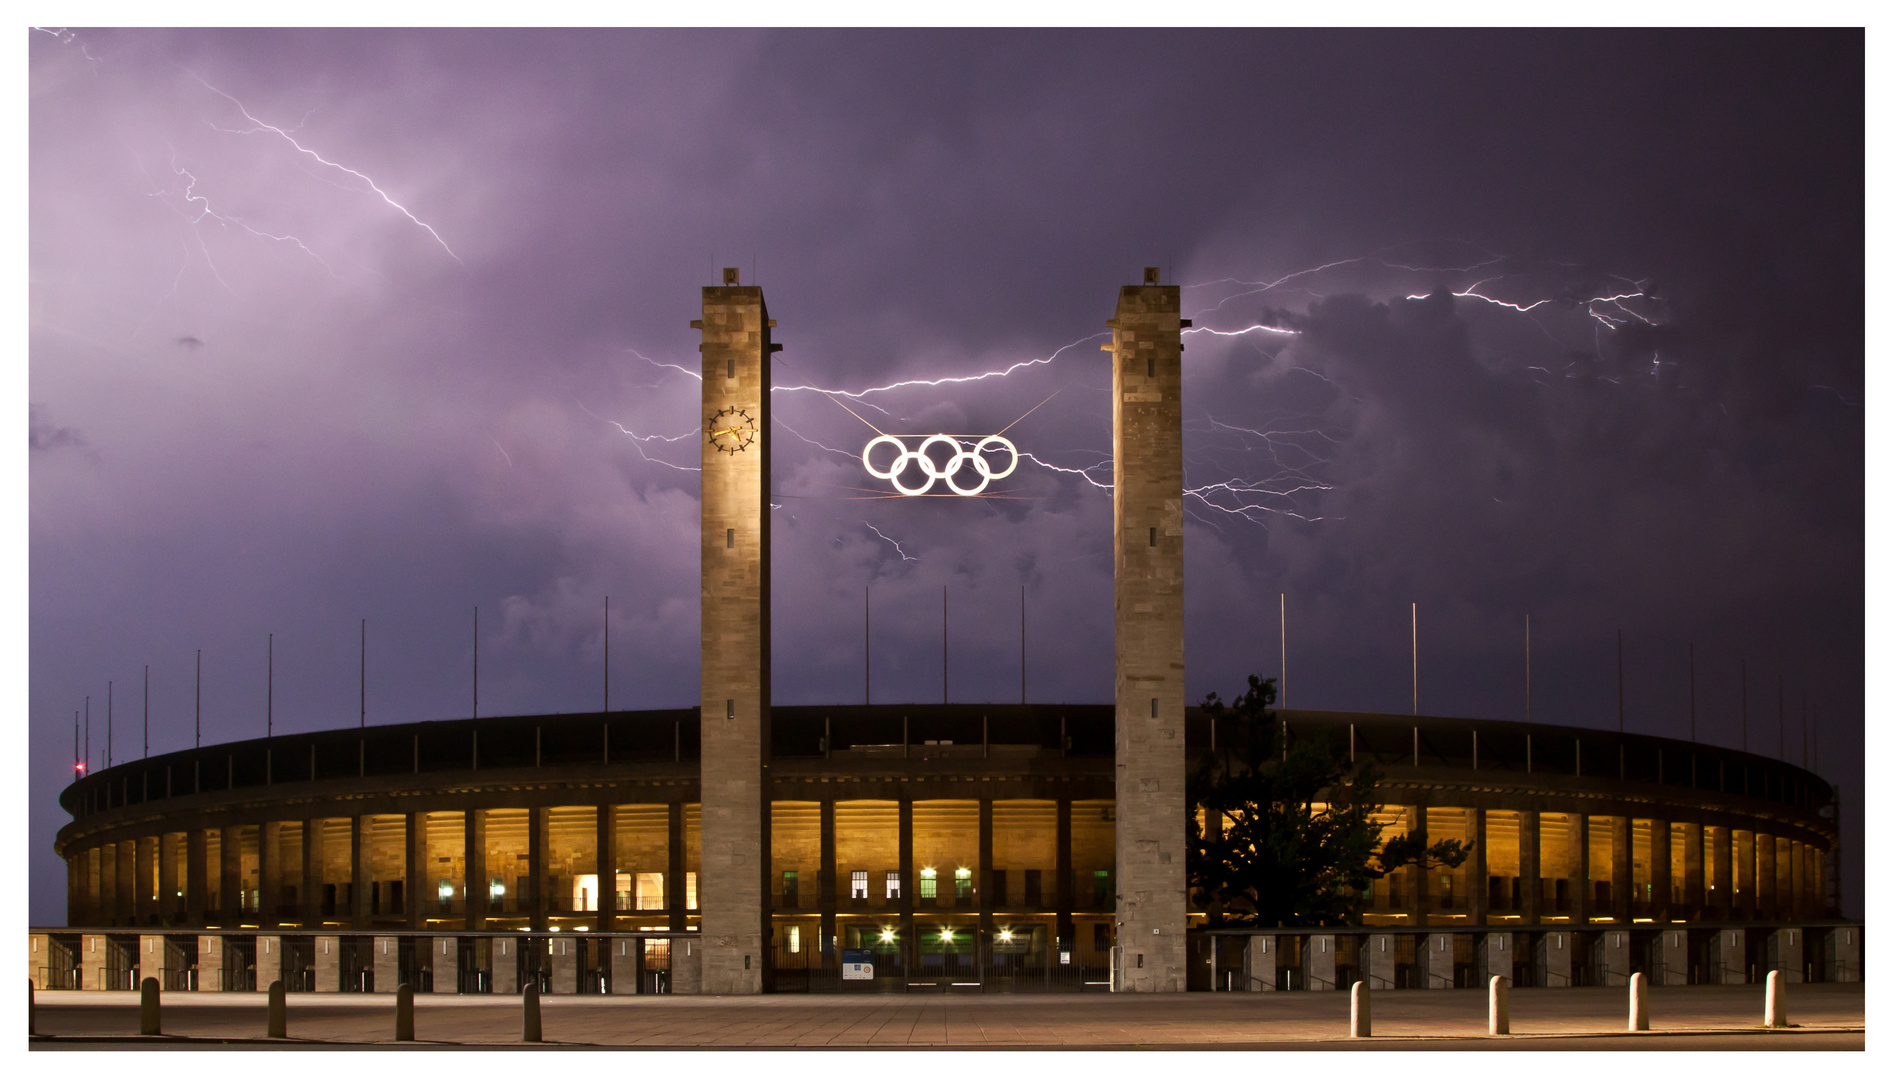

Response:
(864, 522), (918, 562)
(579, 403), (701, 473)
(188, 71), (462, 265)
(148, 155), (339, 275)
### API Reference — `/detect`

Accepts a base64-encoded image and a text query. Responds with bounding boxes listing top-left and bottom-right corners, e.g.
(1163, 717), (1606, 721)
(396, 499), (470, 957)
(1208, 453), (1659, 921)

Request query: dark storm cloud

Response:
(27, 28), (1863, 923)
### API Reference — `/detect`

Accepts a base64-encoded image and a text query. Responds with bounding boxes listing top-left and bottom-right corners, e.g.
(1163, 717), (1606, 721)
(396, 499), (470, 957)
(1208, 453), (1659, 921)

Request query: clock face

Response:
(707, 406), (758, 453)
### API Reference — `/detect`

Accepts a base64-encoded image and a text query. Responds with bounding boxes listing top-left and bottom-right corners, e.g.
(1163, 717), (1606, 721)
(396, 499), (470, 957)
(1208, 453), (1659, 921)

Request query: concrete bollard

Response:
(1350, 980), (1370, 1037)
(395, 982), (415, 1042)
(1488, 975), (1510, 1035)
(267, 979), (287, 1038)
(1764, 969), (1787, 1028)
(139, 976), (161, 1036)
(1629, 971), (1649, 1031)
(28, 980), (35, 1037)
(522, 981), (542, 1043)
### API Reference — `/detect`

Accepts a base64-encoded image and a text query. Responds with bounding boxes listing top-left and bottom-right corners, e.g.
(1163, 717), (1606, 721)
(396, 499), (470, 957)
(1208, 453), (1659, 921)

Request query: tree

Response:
(1187, 674), (1470, 927)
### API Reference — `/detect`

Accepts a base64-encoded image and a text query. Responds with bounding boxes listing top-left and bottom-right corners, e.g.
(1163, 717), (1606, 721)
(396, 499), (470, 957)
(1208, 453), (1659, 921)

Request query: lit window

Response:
(852, 870), (869, 899)
(919, 868), (937, 900)
(635, 872), (664, 910)
(886, 871), (901, 900)
(786, 925), (801, 954)
(686, 872), (697, 910)
(954, 867), (972, 901)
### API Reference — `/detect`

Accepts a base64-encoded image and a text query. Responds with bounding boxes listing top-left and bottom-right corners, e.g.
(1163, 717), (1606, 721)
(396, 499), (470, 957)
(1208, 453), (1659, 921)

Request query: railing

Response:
(38, 966), (80, 990)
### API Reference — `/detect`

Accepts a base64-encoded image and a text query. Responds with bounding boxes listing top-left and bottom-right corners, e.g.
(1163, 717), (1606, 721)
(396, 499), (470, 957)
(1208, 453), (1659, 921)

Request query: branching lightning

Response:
(597, 243), (1826, 536)
(864, 522), (918, 562)
(147, 156), (339, 275)
(188, 71), (463, 265)
(579, 402), (701, 473)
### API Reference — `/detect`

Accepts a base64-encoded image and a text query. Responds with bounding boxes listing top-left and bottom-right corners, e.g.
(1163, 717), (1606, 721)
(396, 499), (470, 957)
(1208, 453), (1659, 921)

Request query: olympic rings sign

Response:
(862, 434), (1019, 495)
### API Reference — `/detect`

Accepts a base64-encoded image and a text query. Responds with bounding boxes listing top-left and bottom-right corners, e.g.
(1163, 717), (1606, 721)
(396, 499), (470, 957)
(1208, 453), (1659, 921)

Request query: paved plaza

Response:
(28, 983), (1864, 1050)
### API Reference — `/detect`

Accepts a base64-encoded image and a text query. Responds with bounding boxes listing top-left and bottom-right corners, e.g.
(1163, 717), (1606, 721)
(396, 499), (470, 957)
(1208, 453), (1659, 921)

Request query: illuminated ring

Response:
(973, 435), (1018, 480)
(859, 434), (1019, 495)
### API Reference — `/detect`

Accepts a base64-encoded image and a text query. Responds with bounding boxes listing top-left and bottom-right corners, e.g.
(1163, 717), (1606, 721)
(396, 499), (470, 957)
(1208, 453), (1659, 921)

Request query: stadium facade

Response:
(37, 272), (1857, 994)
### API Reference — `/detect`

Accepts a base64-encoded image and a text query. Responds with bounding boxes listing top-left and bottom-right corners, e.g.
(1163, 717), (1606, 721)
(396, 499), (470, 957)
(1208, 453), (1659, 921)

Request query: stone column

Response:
(1478, 932), (1513, 987)
(116, 840), (135, 925)
(1650, 819), (1672, 922)
(301, 819), (322, 928)
(67, 850), (88, 928)
(898, 798), (915, 977)
(257, 935), (281, 988)
(313, 935), (340, 992)
(351, 816), (369, 928)
(187, 830), (208, 925)
(405, 812), (423, 929)
(492, 935), (517, 994)
(1717, 927), (1746, 984)
(1308, 933), (1337, 990)
(132, 836), (153, 926)
(1470, 808), (1489, 927)
(372, 935), (399, 993)
(1540, 928), (1572, 988)
(1738, 831), (1758, 920)
(1655, 927), (1687, 985)
(79, 933), (105, 990)
(1610, 817), (1631, 923)
(596, 803), (617, 932)
(1793, 842), (1809, 923)
(1757, 832), (1777, 920)
(434, 934), (458, 993)
(671, 935), (701, 994)
(695, 271), (775, 995)
(259, 822), (282, 929)
(610, 936), (639, 995)
(1710, 827), (1733, 921)
(1250, 934), (1280, 990)
(1055, 797), (1074, 953)
(1769, 927), (1803, 983)
(1411, 799), (1431, 925)
(140, 934), (167, 988)
(1426, 932), (1454, 989)
(1829, 925), (1860, 982)
(1364, 933), (1394, 991)
(978, 798), (995, 947)
(1519, 811), (1541, 926)
(197, 935), (223, 991)
(1683, 822), (1705, 919)
(1108, 270), (1188, 992)
(217, 829), (241, 926)
(818, 800), (836, 959)
(466, 809), (487, 931)
(666, 802), (687, 932)
(529, 806), (547, 932)
(1597, 927), (1630, 987)
(550, 935), (575, 994)
(1573, 815), (1591, 924)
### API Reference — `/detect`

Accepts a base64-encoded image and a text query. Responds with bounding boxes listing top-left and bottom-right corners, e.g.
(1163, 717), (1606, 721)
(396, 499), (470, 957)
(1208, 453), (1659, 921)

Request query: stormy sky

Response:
(27, 28), (1864, 923)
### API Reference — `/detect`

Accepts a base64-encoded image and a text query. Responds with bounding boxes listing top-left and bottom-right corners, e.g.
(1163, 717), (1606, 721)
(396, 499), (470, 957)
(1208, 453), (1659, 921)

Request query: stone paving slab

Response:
(29, 984), (1865, 1049)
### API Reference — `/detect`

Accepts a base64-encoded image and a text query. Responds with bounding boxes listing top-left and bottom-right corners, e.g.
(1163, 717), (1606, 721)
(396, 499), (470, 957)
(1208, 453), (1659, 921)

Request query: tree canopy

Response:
(1187, 674), (1470, 927)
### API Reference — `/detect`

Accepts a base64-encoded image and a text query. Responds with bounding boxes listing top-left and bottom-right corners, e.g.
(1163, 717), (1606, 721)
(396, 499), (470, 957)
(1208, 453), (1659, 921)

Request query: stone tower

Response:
(694, 269), (777, 994)
(1108, 267), (1190, 991)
